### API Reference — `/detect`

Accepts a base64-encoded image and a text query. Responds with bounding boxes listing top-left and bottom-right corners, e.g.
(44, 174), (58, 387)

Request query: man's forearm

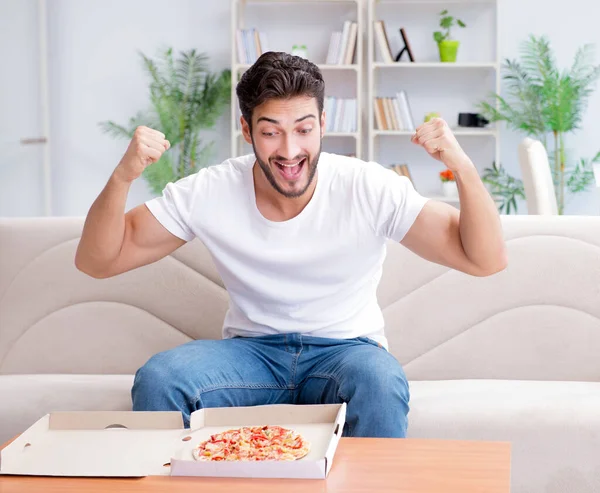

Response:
(455, 161), (507, 274)
(75, 173), (131, 275)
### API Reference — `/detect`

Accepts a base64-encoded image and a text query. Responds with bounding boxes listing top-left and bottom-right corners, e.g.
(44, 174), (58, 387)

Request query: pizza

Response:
(192, 425), (310, 461)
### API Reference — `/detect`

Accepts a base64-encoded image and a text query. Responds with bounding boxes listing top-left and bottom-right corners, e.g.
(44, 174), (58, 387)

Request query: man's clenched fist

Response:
(410, 117), (472, 173)
(114, 126), (170, 183)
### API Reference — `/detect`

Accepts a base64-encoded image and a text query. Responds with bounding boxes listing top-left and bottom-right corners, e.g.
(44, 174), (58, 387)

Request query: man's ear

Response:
(240, 116), (252, 145)
(320, 111), (326, 139)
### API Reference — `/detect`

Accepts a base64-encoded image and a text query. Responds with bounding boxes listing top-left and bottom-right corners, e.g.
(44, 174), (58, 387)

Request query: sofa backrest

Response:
(1, 215), (599, 382)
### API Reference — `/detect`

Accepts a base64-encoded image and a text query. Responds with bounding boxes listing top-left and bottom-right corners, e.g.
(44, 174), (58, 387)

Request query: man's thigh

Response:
(132, 335), (295, 414)
(296, 337), (409, 404)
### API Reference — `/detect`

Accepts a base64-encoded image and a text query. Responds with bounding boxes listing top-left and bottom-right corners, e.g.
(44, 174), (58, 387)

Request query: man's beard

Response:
(252, 139), (322, 199)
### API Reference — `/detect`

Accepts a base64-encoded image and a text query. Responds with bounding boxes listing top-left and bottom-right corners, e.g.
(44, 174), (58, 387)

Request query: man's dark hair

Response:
(236, 52), (325, 133)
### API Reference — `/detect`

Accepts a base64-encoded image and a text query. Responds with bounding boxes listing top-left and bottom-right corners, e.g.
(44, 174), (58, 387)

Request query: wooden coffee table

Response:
(0, 436), (510, 492)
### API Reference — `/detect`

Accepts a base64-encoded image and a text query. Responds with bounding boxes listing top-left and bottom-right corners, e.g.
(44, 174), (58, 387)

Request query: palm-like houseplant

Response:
(478, 35), (600, 214)
(100, 48), (231, 195)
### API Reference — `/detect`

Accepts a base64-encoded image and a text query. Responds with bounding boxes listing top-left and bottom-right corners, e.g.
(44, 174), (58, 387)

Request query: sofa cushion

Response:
(409, 380), (600, 493)
(0, 374), (134, 444)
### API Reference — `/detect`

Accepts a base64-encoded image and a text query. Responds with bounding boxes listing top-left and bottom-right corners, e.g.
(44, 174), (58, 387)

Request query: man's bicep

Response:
(400, 200), (476, 273)
(111, 204), (187, 275)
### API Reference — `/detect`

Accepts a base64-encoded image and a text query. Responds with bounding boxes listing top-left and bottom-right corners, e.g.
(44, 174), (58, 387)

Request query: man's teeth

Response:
(276, 160), (303, 167)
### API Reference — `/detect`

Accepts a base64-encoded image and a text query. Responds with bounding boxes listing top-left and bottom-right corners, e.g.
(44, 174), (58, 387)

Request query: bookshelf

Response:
(230, 0), (363, 159)
(367, 0), (500, 205)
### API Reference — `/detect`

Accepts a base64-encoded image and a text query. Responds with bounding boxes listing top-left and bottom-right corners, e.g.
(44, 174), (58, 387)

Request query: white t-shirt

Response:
(145, 152), (429, 348)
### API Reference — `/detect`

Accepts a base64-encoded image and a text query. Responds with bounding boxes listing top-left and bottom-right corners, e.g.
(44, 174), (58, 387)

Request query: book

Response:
(397, 91), (415, 131)
(374, 21), (393, 63)
(344, 22), (358, 65)
(373, 98), (384, 130)
(392, 97), (405, 130)
(337, 21), (353, 65)
(376, 98), (388, 130)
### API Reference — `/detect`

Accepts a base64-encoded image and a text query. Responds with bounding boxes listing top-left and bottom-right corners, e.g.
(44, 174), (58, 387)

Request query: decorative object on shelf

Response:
(326, 21), (358, 65)
(458, 112), (489, 128)
(440, 169), (458, 197)
(390, 163), (413, 184)
(292, 44), (308, 59)
(395, 28), (415, 62)
(100, 48), (231, 195)
(433, 9), (466, 63)
(478, 34), (600, 214)
(374, 20), (394, 63)
(482, 161), (525, 215)
(424, 112), (441, 123)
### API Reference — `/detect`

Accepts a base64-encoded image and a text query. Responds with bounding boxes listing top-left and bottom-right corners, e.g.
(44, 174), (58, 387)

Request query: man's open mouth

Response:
(273, 157), (306, 180)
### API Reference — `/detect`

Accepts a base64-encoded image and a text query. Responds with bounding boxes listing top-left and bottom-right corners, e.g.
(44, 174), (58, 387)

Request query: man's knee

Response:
(132, 350), (176, 400)
(344, 349), (409, 404)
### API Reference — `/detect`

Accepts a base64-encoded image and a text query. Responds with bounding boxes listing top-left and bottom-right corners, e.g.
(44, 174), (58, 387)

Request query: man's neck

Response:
(252, 162), (318, 222)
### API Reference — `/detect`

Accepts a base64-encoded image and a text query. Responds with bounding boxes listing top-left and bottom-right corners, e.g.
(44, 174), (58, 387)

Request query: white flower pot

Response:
(441, 180), (458, 197)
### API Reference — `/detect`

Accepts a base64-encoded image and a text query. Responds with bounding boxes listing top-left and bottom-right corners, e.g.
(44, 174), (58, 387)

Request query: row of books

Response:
(325, 21), (359, 65)
(236, 29), (269, 64)
(374, 92), (415, 131)
(324, 97), (357, 133)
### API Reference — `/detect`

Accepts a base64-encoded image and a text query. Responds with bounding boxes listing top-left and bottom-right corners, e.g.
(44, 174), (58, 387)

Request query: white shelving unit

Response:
(367, 0), (500, 204)
(231, 0), (363, 159)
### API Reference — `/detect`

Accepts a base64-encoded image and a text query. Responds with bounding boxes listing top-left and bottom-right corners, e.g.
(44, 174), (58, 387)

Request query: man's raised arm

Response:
(75, 126), (186, 279)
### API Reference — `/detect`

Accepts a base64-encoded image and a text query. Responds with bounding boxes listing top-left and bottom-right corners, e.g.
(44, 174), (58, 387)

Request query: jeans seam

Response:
(291, 346), (303, 387)
(190, 383), (293, 410)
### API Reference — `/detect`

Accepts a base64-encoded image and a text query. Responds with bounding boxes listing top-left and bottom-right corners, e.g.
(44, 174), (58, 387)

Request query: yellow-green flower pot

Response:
(438, 40), (460, 62)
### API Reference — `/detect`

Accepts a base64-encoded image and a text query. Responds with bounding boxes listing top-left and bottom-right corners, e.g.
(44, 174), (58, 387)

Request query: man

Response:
(75, 52), (507, 438)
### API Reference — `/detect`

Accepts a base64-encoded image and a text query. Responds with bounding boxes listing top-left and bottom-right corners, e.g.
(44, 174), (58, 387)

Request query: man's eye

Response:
(262, 132), (276, 137)
(299, 129), (312, 134)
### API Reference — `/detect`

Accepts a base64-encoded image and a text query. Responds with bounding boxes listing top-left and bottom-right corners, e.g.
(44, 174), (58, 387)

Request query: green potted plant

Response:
(433, 9), (466, 63)
(100, 48), (231, 195)
(478, 35), (600, 214)
(482, 161), (525, 214)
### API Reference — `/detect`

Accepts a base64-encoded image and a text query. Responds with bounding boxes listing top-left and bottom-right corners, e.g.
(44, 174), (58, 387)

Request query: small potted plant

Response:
(433, 9), (466, 63)
(440, 169), (458, 197)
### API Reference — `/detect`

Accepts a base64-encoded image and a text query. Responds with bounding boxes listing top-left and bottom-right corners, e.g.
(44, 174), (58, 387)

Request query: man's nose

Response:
(280, 134), (301, 160)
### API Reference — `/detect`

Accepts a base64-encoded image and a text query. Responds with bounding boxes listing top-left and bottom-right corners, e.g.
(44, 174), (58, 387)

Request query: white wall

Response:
(46, 0), (232, 216)
(3, 0), (600, 216)
(0, 0), (45, 217)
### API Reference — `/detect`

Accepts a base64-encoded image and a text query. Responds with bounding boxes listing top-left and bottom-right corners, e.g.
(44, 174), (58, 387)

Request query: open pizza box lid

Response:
(0, 403), (346, 479)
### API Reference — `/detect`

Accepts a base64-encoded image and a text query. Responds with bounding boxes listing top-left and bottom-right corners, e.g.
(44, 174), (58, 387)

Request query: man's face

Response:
(241, 96), (324, 199)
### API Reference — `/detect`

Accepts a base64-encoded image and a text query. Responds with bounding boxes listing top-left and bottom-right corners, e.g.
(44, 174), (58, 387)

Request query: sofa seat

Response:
(408, 379), (600, 493)
(3, 375), (600, 493)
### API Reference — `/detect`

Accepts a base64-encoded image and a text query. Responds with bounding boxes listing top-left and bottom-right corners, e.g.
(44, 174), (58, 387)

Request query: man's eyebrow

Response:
(256, 114), (317, 125)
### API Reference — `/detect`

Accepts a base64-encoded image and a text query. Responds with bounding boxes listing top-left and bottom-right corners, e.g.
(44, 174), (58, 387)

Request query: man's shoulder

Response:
(193, 154), (254, 188)
(321, 152), (370, 177)
(205, 154), (254, 177)
(321, 152), (386, 184)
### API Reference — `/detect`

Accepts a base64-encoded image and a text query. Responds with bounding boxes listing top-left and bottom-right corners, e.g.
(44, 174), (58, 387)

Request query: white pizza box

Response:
(0, 403), (346, 479)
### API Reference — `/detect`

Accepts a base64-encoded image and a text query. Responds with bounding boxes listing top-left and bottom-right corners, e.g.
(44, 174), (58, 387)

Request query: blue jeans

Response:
(131, 333), (410, 438)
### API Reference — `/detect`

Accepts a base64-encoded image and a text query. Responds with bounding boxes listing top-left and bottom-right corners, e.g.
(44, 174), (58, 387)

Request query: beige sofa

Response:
(1, 215), (600, 492)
